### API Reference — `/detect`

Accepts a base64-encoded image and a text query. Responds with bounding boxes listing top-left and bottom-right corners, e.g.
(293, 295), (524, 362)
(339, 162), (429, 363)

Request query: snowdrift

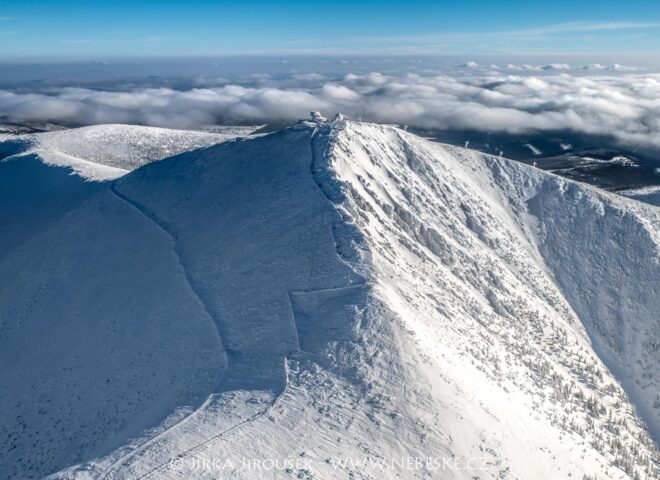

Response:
(0, 118), (657, 479)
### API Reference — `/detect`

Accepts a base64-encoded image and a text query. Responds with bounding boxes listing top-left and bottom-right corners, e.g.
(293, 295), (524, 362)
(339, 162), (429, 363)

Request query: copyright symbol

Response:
(170, 457), (185, 470)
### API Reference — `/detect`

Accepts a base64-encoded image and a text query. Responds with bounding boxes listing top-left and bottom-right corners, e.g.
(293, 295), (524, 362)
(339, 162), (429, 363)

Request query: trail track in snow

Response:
(136, 357), (293, 480)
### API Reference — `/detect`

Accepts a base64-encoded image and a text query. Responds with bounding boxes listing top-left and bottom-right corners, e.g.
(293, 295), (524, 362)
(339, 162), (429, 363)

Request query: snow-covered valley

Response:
(0, 119), (657, 479)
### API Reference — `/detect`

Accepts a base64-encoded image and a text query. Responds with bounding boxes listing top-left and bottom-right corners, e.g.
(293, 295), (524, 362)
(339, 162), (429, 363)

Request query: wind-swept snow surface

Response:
(0, 119), (657, 479)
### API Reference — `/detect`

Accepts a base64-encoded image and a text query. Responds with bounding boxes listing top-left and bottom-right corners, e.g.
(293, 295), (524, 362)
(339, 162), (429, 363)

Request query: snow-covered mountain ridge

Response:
(0, 117), (657, 479)
(0, 124), (255, 180)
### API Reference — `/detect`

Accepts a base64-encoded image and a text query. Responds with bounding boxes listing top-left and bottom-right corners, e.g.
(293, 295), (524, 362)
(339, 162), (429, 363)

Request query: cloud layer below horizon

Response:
(2, 70), (660, 154)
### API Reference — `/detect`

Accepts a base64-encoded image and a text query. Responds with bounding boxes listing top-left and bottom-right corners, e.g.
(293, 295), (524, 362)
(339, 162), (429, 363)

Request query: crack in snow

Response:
(100, 181), (229, 480)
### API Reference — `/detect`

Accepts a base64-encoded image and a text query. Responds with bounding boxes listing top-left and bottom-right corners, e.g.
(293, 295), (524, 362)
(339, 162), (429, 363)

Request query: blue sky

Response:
(1, 0), (660, 58)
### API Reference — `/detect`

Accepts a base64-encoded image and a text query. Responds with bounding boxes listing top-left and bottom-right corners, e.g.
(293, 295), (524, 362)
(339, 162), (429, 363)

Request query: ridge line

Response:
(136, 125), (363, 478)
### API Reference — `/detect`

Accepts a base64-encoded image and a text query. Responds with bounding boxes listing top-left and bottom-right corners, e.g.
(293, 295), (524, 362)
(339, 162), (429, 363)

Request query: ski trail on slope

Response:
(100, 182), (229, 480)
(136, 357), (293, 480)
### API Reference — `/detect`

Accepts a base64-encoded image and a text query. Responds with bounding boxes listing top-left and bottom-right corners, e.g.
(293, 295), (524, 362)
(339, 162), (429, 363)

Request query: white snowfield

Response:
(0, 124), (257, 180)
(620, 186), (660, 208)
(0, 119), (657, 480)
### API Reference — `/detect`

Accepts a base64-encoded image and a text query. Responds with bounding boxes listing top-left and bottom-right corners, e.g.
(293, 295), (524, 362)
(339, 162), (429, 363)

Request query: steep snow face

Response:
(520, 175), (659, 442)
(1, 120), (657, 480)
(320, 121), (658, 478)
(0, 124), (255, 180)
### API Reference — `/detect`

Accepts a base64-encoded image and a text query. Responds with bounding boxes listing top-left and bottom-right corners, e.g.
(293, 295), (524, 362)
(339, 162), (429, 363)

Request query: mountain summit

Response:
(0, 118), (657, 479)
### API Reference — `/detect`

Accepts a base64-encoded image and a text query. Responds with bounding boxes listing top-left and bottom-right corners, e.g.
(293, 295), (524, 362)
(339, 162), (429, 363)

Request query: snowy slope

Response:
(1, 118), (657, 480)
(0, 124), (254, 478)
(318, 119), (658, 477)
(0, 188), (225, 479)
(0, 124), (255, 260)
(0, 124), (256, 180)
(620, 186), (660, 207)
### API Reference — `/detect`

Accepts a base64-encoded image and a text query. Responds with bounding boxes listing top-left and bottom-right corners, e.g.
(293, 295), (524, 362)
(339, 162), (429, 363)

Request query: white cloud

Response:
(2, 72), (660, 154)
(505, 63), (572, 72)
(579, 63), (642, 72)
(460, 61), (479, 69)
(581, 63), (607, 71)
(321, 84), (361, 102)
(542, 64), (571, 71)
(610, 63), (640, 72)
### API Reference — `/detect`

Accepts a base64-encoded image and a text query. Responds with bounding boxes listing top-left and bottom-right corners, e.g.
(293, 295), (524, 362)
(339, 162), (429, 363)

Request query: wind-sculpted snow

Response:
(0, 119), (657, 479)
